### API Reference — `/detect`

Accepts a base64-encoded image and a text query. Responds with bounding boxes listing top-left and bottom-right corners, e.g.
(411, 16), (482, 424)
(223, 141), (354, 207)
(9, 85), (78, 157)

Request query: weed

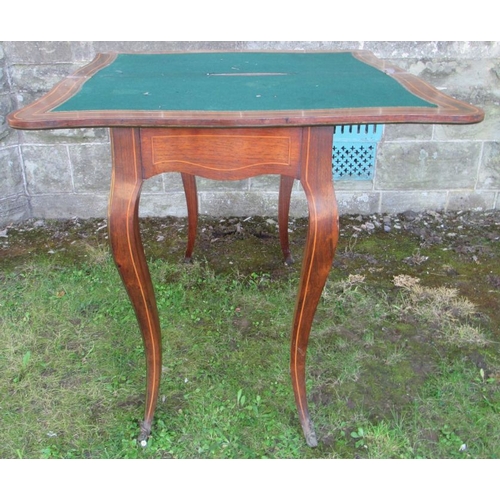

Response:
(350, 427), (367, 449)
(13, 350), (32, 383)
(384, 345), (407, 366)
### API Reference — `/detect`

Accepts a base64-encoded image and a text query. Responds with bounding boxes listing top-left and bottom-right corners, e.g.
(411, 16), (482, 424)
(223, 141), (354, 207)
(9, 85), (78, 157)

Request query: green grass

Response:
(1, 216), (499, 459)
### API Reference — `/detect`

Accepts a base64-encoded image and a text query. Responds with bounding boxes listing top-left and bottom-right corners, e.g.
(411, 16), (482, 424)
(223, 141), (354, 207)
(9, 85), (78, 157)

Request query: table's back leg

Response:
(278, 175), (295, 265)
(181, 173), (198, 262)
(291, 126), (338, 447)
(183, 173), (292, 265)
(108, 128), (162, 445)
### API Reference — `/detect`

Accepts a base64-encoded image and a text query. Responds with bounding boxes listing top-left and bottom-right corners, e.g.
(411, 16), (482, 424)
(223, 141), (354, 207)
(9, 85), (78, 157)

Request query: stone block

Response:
(249, 175), (281, 191)
(446, 191), (497, 211)
(196, 178), (249, 192)
(2, 42), (94, 64)
(382, 123), (433, 142)
(375, 141), (481, 190)
(200, 191), (280, 217)
(288, 193), (308, 218)
(402, 55), (493, 88)
(30, 194), (108, 219)
(366, 41), (441, 60)
(93, 41), (246, 54)
(477, 141), (500, 189)
(10, 63), (76, 95)
(335, 179), (373, 192)
(440, 41), (500, 58)
(293, 182), (380, 215)
(0, 56), (7, 93)
(1, 42), (15, 145)
(434, 119), (492, 142)
(0, 195), (30, 226)
(244, 41), (358, 51)
(21, 128), (109, 144)
(380, 191), (447, 214)
(69, 144), (111, 193)
(336, 191), (380, 215)
(161, 172), (185, 193)
(0, 146), (25, 194)
(435, 104), (500, 142)
(1, 94), (18, 145)
(383, 41), (500, 59)
(22, 145), (73, 195)
(142, 174), (166, 194)
(139, 192), (189, 217)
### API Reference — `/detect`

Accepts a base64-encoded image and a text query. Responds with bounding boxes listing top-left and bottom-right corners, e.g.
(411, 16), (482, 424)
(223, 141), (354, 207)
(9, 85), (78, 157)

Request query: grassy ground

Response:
(1, 212), (499, 459)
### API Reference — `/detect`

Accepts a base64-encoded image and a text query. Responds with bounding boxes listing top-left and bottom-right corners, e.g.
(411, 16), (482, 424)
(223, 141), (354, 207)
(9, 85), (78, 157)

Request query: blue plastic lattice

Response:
(333, 124), (383, 180)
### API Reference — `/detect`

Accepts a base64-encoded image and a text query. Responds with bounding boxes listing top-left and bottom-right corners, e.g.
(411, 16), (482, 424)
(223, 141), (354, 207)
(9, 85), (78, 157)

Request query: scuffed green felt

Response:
(54, 52), (437, 113)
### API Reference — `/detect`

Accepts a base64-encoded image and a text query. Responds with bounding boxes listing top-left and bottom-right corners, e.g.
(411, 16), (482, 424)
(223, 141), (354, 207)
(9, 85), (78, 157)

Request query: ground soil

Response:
(1, 209), (499, 452)
(2, 210), (499, 331)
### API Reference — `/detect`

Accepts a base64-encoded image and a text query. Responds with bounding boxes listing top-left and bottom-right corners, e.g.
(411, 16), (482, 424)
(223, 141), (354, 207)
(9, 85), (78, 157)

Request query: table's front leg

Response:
(292, 126), (339, 447)
(108, 128), (161, 445)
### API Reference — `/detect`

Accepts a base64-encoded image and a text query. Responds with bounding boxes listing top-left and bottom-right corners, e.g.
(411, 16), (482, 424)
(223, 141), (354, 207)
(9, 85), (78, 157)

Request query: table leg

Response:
(278, 175), (295, 265)
(108, 128), (162, 444)
(181, 173), (198, 262)
(181, 172), (296, 266)
(291, 127), (338, 447)
(112, 126), (335, 447)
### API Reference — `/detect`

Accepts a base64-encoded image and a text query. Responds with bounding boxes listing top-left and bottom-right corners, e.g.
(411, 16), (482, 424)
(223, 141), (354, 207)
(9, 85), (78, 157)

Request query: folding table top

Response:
(8, 51), (484, 129)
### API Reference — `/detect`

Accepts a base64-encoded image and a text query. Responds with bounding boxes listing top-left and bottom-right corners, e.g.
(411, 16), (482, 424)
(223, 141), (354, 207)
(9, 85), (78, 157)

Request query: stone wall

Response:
(1, 41), (499, 226)
(1, 43), (31, 223)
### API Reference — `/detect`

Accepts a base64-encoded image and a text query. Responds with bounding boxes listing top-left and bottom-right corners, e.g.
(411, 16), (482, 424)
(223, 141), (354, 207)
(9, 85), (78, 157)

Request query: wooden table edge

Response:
(7, 50), (485, 130)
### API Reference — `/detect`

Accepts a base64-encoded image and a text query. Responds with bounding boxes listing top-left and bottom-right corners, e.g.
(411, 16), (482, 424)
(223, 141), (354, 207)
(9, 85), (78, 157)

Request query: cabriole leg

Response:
(108, 128), (162, 445)
(278, 175), (295, 265)
(181, 173), (198, 263)
(290, 127), (339, 447)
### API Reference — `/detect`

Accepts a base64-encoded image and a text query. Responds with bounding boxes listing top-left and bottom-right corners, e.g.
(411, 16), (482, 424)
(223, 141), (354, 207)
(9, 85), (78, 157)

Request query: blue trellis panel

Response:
(332, 124), (384, 180)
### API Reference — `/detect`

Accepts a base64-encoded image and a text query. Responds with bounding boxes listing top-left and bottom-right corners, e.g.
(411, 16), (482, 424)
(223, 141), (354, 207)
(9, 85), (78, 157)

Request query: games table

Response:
(8, 51), (484, 447)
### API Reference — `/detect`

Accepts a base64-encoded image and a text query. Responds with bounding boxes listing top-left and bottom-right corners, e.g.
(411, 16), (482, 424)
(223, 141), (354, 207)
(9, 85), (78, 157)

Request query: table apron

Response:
(139, 127), (307, 181)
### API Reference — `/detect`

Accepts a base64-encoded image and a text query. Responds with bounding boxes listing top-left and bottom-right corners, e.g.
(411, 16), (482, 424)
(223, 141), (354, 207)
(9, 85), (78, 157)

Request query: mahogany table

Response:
(8, 51), (484, 447)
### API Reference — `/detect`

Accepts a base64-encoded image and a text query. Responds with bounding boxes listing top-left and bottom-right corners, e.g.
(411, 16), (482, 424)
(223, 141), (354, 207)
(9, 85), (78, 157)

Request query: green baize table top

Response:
(54, 52), (437, 113)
